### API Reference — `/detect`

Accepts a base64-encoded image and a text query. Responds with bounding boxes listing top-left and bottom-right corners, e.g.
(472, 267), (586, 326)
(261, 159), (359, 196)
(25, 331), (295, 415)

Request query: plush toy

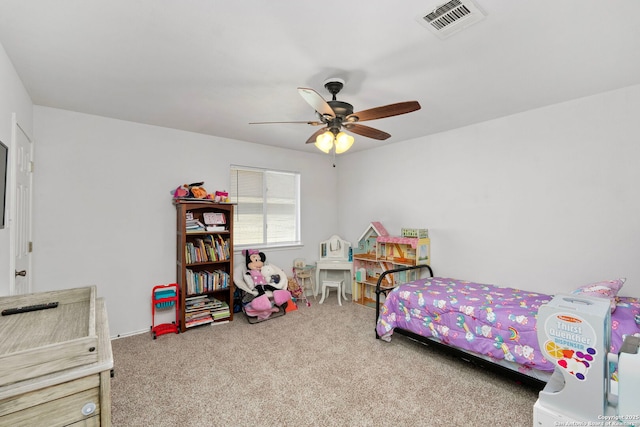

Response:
(261, 264), (281, 286)
(244, 250), (272, 295)
(190, 185), (208, 199)
(172, 182), (230, 202)
(173, 181), (209, 199)
(214, 190), (229, 203)
(173, 185), (190, 198)
(240, 249), (290, 315)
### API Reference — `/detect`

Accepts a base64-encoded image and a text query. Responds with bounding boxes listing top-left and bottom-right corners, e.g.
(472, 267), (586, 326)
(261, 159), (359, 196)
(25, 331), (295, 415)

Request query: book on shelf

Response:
(186, 224), (205, 233)
(185, 294), (208, 301)
(210, 300), (226, 309)
(184, 269), (230, 295)
(185, 315), (214, 328)
(205, 225), (226, 232)
(185, 303), (214, 312)
(211, 299), (230, 317)
(185, 311), (211, 320)
(185, 294), (214, 305)
(184, 295), (230, 323)
(184, 236), (230, 265)
(185, 296), (223, 312)
(186, 218), (205, 227)
(212, 310), (230, 320)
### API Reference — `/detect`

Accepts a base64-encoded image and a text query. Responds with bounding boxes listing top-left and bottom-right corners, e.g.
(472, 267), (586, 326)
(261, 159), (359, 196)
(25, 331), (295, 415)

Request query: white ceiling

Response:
(1, 0), (639, 154)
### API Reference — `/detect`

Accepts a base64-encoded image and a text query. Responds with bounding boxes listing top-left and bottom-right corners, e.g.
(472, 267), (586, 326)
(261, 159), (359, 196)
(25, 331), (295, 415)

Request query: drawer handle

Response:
(81, 402), (96, 416)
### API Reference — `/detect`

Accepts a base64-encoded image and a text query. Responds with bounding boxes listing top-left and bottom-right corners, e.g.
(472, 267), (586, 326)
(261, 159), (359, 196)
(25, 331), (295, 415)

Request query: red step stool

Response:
(151, 283), (180, 339)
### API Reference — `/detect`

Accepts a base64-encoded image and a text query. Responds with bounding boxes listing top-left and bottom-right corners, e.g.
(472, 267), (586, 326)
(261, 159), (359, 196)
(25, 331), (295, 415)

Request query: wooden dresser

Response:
(0, 286), (113, 426)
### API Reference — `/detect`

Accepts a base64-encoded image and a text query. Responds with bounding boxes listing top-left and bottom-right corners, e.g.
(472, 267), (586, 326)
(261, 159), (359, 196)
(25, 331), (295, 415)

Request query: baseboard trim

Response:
(111, 328), (149, 340)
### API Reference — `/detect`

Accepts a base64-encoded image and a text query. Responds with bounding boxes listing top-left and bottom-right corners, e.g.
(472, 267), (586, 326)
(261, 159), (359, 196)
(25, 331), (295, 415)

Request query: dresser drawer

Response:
(0, 376), (101, 426)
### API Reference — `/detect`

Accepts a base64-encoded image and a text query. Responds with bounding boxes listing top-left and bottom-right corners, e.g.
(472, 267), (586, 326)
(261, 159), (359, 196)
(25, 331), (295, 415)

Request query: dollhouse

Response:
(352, 222), (430, 307)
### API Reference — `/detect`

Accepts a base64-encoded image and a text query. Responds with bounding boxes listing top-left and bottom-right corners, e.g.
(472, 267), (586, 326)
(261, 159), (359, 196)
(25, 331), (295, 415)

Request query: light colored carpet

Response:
(111, 294), (539, 426)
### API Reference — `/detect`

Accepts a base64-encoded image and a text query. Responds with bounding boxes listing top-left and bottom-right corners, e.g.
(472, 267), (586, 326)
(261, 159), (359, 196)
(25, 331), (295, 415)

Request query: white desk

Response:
(315, 260), (352, 301)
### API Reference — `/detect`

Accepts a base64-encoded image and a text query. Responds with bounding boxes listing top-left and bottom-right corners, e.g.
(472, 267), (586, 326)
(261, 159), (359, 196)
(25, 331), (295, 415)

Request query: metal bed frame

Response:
(374, 264), (546, 389)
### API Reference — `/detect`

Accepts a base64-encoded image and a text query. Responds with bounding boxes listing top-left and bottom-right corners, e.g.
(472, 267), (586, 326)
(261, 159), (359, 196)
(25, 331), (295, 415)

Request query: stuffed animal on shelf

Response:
(213, 190), (229, 203)
(173, 181), (209, 199)
(190, 185), (208, 199)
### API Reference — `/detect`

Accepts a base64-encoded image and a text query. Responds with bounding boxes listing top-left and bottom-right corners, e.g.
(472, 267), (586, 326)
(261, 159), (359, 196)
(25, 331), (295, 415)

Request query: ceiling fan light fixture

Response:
(315, 131), (334, 153)
(253, 80), (420, 152)
(334, 132), (354, 154)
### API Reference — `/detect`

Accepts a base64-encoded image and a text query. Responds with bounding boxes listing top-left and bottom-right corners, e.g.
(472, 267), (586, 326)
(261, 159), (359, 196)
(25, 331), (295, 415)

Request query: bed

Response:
(375, 265), (640, 389)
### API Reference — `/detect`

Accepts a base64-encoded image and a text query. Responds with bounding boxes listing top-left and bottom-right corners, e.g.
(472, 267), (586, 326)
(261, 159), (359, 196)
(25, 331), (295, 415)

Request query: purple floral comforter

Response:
(376, 277), (640, 374)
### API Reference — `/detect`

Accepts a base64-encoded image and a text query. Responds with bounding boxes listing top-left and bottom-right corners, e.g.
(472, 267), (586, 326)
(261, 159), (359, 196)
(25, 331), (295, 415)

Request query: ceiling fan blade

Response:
(348, 101), (421, 122)
(250, 121), (323, 126)
(298, 87), (335, 118)
(305, 128), (328, 144)
(343, 124), (391, 140)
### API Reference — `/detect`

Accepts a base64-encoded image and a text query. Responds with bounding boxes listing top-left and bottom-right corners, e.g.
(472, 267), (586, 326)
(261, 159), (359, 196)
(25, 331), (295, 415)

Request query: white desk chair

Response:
(319, 280), (344, 306)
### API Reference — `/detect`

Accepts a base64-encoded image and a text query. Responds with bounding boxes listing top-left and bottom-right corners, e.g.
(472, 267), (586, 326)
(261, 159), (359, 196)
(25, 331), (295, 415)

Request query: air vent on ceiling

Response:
(416, 0), (486, 39)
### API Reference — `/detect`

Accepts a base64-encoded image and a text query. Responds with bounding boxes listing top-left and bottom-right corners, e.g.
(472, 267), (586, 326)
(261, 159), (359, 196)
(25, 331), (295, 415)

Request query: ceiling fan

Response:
(250, 78), (421, 153)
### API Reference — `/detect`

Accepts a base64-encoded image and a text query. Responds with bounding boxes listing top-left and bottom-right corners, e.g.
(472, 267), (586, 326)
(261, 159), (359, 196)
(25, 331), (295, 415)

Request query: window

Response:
(229, 165), (300, 249)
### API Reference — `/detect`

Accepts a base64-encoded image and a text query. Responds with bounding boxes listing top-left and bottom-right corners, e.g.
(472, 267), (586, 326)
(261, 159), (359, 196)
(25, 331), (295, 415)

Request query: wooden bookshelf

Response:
(174, 200), (234, 331)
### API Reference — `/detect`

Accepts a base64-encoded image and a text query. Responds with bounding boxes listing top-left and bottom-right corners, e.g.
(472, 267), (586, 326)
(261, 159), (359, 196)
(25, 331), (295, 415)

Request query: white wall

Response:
(0, 42), (33, 297)
(338, 84), (640, 298)
(5, 37), (640, 336)
(32, 107), (339, 336)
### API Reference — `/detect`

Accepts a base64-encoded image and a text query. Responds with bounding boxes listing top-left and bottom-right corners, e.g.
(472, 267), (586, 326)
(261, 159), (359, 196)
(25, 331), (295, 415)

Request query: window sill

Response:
(234, 242), (304, 254)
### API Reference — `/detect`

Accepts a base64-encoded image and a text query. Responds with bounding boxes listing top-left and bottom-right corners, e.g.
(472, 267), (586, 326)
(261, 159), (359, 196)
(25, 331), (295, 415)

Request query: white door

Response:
(10, 116), (33, 295)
